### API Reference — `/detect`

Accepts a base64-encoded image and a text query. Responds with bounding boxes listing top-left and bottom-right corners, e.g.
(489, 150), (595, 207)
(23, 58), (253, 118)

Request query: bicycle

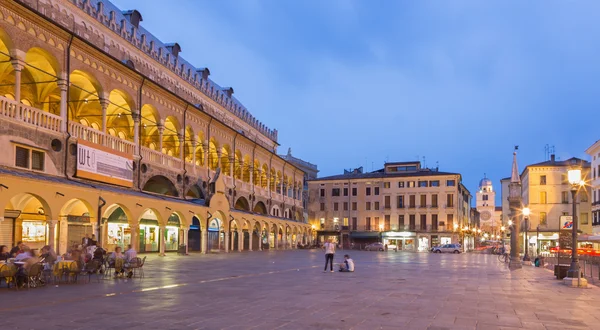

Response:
(498, 253), (511, 263)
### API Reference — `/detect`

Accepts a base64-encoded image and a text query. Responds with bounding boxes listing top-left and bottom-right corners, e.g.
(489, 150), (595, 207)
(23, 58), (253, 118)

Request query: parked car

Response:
(432, 244), (461, 254)
(365, 243), (384, 251)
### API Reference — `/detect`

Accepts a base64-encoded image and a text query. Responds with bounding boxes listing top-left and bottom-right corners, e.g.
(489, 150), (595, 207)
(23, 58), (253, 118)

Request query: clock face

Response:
(481, 211), (491, 221)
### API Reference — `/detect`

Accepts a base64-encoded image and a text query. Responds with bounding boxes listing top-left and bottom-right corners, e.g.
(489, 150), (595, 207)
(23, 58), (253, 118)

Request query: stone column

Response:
(58, 78), (68, 132)
(132, 111), (140, 155)
(191, 140), (197, 166)
(183, 228), (189, 254)
(100, 98), (110, 134)
(157, 120), (165, 152)
(248, 231), (253, 251)
(47, 220), (58, 251)
(273, 230), (278, 250)
(224, 231), (230, 253)
(204, 140), (209, 168)
(249, 166), (254, 186)
(58, 219), (68, 255)
(217, 149), (222, 170)
(201, 230), (208, 254)
(159, 225), (166, 256)
(238, 230), (243, 252)
(130, 224), (139, 252)
(178, 129), (185, 161)
(11, 59), (24, 106)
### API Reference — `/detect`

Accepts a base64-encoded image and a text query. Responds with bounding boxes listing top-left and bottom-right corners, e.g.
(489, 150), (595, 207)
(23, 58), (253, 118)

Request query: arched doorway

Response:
(231, 220), (239, 251)
(253, 201), (267, 215)
(252, 222), (261, 251)
(3, 193), (51, 251)
(60, 198), (94, 250)
(207, 218), (221, 252)
(166, 213), (181, 251)
(104, 205), (131, 252)
(139, 209), (160, 253)
(188, 216), (202, 251)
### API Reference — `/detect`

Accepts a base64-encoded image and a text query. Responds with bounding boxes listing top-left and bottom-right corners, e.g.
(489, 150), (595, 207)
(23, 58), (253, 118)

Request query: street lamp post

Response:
(536, 225), (540, 256)
(523, 207), (531, 262)
(566, 168), (583, 279)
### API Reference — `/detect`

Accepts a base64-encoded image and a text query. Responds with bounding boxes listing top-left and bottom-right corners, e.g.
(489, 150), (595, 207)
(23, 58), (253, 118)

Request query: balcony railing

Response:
(0, 97), (62, 133)
(69, 121), (138, 156)
(140, 146), (182, 169)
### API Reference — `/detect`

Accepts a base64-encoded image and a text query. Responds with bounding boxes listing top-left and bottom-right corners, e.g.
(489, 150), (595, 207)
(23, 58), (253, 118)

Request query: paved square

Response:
(2, 251), (600, 329)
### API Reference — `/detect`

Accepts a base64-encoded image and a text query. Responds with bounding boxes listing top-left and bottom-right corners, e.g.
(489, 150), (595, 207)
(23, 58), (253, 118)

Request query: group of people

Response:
(0, 242), (59, 287)
(323, 239), (355, 273)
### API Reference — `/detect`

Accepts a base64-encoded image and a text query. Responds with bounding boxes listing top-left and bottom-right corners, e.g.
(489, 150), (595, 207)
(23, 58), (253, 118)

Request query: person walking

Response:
(323, 239), (336, 273)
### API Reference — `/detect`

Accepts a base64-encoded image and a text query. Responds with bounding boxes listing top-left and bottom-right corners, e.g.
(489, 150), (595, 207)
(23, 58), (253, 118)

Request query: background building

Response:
(308, 161), (473, 251)
(280, 148), (318, 223)
(476, 176), (500, 235)
(502, 154), (592, 255)
(586, 140), (600, 234)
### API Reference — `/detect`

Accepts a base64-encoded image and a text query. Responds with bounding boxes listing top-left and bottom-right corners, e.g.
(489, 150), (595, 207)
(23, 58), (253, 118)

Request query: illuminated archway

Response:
(106, 89), (135, 142)
(162, 116), (180, 156)
(208, 138), (219, 170)
(22, 47), (60, 112)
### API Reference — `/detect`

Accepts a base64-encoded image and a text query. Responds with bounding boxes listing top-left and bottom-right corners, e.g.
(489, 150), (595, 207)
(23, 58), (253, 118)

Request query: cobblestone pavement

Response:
(1, 250), (600, 330)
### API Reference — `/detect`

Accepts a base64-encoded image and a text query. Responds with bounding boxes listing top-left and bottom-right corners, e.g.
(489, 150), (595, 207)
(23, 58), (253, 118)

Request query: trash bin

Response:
(554, 264), (569, 279)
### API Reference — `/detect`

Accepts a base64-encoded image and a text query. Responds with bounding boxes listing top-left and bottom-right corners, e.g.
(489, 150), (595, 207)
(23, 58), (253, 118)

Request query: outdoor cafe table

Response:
(52, 260), (77, 277)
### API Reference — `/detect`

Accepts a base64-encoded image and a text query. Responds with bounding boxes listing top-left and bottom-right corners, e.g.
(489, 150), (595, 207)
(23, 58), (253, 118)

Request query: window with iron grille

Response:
(15, 146), (29, 169)
(15, 145), (45, 172)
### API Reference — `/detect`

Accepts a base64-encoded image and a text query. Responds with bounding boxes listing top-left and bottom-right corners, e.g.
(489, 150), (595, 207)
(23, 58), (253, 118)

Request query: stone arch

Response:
(261, 164), (268, 189)
(142, 175), (179, 197)
(185, 183), (205, 200)
(188, 214), (203, 251)
(140, 104), (161, 149)
(138, 208), (162, 253)
(207, 215), (222, 251)
(195, 131), (205, 166)
(271, 204), (281, 218)
(269, 168), (276, 191)
(234, 150), (243, 180)
(0, 28), (15, 100)
(106, 89), (135, 142)
(253, 160), (260, 185)
(103, 203), (133, 252)
(234, 196), (250, 212)
(221, 144), (231, 176)
(242, 155), (251, 182)
(59, 198), (95, 219)
(69, 69), (103, 129)
(184, 126), (195, 163)
(208, 137), (219, 170)
(253, 201), (267, 215)
(276, 171), (282, 194)
(18, 47), (61, 115)
(162, 115), (180, 157)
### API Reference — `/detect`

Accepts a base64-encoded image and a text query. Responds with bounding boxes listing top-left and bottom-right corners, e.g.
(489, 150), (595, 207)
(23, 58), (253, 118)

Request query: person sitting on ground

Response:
(0, 245), (10, 261)
(338, 254), (355, 272)
(124, 244), (138, 278)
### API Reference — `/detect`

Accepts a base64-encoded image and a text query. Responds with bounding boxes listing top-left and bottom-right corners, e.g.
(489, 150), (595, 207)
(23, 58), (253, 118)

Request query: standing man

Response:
(82, 233), (90, 247)
(323, 239), (336, 273)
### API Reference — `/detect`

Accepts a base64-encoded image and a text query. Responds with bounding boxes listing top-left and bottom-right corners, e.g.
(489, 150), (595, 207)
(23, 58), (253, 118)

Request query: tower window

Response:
(483, 195), (488, 201)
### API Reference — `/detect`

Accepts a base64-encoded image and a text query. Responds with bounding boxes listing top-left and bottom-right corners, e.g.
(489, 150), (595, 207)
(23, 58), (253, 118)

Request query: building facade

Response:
(519, 155), (591, 254)
(307, 161), (473, 252)
(475, 176), (499, 235)
(0, 0), (310, 254)
(279, 148), (318, 223)
(585, 140), (600, 234)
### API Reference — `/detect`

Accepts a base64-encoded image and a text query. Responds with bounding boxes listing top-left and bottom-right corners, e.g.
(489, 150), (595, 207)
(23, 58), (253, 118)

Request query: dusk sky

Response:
(113, 0), (600, 204)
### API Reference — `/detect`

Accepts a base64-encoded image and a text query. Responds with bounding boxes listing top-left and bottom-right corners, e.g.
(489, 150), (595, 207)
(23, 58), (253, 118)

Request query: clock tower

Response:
(476, 175), (497, 234)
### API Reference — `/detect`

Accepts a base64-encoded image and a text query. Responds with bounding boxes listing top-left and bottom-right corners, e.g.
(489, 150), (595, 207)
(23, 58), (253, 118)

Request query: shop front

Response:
(349, 231), (379, 249)
(139, 219), (159, 253)
(382, 231), (416, 251)
(317, 230), (341, 246)
(207, 218), (221, 251)
(165, 215), (180, 251)
(20, 219), (47, 250)
(66, 215), (93, 248)
(106, 207), (131, 252)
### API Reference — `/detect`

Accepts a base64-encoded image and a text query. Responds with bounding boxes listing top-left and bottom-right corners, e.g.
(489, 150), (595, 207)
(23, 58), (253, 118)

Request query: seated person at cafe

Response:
(15, 245), (32, 261)
(40, 245), (57, 264)
(338, 254), (355, 272)
(110, 246), (126, 277)
(10, 241), (23, 258)
(124, 244), (138, 278)
(0, 245), (10, 261)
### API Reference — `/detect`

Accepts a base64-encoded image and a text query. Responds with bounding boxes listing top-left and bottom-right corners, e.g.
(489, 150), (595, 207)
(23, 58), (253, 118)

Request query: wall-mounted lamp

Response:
(166, 206), (172, 211)
(136, 203), (143, 207)
(56, 192), (64, 197)
(0, 184), (8, 189)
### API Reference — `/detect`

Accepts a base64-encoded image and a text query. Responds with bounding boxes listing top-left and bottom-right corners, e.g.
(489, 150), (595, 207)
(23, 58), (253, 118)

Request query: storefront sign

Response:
(383, 231), (416, 238)
(76, 140), (133, 187)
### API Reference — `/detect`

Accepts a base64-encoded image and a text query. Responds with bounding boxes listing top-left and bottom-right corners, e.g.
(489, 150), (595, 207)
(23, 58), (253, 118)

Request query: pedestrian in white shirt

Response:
(323, 239), (336, 272)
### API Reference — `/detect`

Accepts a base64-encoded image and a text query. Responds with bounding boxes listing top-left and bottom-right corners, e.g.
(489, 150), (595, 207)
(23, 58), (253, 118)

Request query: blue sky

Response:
(113, 0), (600, 204)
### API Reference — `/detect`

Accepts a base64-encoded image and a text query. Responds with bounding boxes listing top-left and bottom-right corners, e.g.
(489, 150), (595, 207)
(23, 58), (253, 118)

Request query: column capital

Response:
(99, 98), (110, 109)
(131, 111), (141, 122)
(47, 219), (59, 226)
(11, 59), (25, 71)
(57, 79), (69, 91)
(130, 223), (140, 231)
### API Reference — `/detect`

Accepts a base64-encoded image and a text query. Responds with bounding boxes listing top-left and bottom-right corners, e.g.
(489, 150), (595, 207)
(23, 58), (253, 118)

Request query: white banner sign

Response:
(560, 215), (573, 230)
(76, 140), (133, 187)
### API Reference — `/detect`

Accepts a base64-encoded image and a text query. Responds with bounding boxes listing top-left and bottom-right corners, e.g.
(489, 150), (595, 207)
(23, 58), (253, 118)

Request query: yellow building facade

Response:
(308, 162), (473, 251)
(0, 0), (310, 254)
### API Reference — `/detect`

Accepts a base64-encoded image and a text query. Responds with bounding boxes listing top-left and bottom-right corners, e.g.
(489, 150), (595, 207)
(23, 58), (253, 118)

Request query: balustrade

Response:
(0, 97), (62, 133)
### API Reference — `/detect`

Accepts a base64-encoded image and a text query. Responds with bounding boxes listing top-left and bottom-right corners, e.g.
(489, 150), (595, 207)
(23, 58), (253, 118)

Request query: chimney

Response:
(551, 154), (555, 162)
(165, 43), (181, 58)
(197, 68), (210, 80)
(221, 87), (234, 98)
(122, 10), (143, 29)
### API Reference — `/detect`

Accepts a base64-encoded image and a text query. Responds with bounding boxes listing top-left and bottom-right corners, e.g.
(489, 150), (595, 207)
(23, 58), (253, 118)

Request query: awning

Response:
(350, 232), (380, 239)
